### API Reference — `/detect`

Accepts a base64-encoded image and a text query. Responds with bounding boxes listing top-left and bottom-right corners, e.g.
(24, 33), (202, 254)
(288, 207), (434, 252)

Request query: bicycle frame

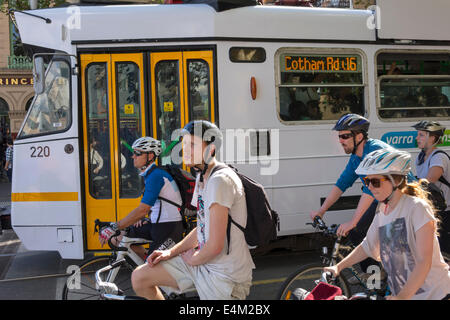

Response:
(102, 235), (149, 285)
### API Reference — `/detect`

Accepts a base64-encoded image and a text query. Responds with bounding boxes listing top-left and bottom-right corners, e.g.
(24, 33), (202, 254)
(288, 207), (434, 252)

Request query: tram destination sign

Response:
(282, 54), (360, 73)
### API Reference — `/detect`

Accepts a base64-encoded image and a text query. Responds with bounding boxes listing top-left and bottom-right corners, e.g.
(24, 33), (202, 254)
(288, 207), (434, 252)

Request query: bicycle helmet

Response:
(356, 148), (411, 204)
(181, 120), (223, 149)
(181, 120), (222, 181)
(412, 120), (445, 135)
(333, 114), (370, 154)
(355, 148), (411, 177)
(131, 137), (162, 156)
(332, 113), (370, 134)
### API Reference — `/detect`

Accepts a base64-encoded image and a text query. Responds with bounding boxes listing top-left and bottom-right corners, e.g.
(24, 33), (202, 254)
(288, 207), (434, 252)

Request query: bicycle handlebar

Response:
(306, 216), (340, 237)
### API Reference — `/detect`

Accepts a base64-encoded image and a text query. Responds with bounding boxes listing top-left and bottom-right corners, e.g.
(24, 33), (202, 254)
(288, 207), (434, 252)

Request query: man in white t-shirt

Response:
(413, 120), (450, 254)
(131, 120), (255, 300)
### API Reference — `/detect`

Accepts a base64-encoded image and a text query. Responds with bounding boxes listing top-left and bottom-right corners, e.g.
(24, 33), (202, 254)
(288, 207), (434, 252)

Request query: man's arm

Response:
(337, 192), (375, 236)
(310, 185), (344, 220)
(182, 203), (229, 266)
(117, 202), (151, 230)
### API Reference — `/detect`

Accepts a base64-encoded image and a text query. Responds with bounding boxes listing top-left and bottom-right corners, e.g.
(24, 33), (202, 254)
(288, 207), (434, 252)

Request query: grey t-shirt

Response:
(362, 194), (450, 300)
(192, 164), (255, 284)
(415, 149), (450, 210)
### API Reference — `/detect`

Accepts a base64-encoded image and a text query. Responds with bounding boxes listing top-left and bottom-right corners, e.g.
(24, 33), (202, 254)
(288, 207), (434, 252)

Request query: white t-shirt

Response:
(362, 194), (450, 300)
(415, 149), (450, 210)
(191, 164), (255, 284)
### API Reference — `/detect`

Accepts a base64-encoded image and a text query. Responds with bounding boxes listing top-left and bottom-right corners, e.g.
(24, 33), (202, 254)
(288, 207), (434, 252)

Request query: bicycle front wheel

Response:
(61, 256), (135, 300)
(276, 262), (351, 300)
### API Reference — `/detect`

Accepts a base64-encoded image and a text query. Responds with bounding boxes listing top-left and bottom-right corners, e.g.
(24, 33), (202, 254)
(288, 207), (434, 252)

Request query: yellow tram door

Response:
(81, 53), (146, 251)
(149, 50), (215, 165)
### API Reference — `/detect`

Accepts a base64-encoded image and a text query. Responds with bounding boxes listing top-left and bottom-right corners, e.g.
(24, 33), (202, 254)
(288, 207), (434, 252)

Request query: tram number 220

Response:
(30, 146), (50, 158)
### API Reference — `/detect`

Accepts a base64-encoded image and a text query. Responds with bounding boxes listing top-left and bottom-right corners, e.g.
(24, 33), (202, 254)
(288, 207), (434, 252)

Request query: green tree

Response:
(0, 0), (67, 14)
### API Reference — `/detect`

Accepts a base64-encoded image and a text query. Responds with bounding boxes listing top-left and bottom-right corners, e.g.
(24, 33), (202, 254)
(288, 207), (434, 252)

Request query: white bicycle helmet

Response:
(355, 148), (411, 177)
(131, 137), (162, 156)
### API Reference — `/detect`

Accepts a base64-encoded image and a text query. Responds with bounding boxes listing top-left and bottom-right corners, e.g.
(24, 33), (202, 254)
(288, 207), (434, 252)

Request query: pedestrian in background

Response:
(4, 137), (13, 183)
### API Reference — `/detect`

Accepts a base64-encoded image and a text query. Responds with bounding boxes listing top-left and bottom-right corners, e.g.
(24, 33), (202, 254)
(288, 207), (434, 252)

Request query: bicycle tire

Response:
(276, 262), (351, 300)
(61, 255), (135, 300)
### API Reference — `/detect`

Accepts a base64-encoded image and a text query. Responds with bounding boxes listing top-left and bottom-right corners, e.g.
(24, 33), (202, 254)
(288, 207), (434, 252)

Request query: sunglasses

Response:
(338, 133), (354, 140)
(133, 150), (145, 156)
(363, 177), (389, 188)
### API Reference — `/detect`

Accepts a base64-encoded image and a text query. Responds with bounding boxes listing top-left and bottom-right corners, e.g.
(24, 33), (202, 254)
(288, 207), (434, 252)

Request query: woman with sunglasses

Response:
(324, 148), (450, 300)
(98, 136), (184, 260)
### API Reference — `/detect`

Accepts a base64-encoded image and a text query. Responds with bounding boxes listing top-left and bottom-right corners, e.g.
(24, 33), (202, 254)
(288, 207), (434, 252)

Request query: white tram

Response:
(10, 0), (450, 258)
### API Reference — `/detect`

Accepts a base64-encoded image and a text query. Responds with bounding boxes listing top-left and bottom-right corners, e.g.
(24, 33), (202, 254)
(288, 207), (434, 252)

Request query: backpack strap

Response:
(428, 150), (450, 189)
(210, 164), (247, 254)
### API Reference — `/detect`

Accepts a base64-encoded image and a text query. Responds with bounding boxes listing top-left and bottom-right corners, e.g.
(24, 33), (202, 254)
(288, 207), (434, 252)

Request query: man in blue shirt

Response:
(310, 114), (392, 243)
(99, 137), (184, 260)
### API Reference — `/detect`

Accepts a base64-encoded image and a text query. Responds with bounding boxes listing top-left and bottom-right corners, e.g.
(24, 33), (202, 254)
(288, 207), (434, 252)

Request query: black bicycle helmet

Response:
(412, 120), (445, 137)
(181, 120), (223, 181)
(181, 120), (223, 149)
(332, 113), (370, 134)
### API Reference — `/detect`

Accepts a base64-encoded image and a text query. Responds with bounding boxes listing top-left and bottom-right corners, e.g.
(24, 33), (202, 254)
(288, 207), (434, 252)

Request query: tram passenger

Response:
(324, 149), (450, 300)
(98, 136), (184, 260)
(131, 120), (255, 300)
(412, 120), (450, 256)
(310, 113), (394, 276)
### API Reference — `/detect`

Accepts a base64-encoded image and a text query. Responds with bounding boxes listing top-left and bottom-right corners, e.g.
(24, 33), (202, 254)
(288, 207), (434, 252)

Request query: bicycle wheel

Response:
(276, 262), (351, 300)
(61, 256), (135, 300)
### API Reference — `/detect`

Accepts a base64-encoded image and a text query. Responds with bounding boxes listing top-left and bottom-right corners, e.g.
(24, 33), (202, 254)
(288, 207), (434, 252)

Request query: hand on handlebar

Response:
(99, 222), (119, 248)
(336, 220), (356, 237)
(309, 210), (324, 221)
(323, 265), (340, 278)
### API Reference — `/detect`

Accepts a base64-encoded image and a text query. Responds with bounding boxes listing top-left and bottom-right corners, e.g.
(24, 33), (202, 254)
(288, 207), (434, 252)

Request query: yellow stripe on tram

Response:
(11, 192), (79, 202)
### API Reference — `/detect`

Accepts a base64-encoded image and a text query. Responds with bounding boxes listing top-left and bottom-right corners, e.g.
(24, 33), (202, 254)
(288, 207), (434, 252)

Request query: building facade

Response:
(0, 12), (34, 138)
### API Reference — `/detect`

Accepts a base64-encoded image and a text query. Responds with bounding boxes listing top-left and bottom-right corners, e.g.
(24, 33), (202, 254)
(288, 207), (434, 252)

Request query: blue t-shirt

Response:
(140, 164), (182, 223)
(335, 138), (392, 196)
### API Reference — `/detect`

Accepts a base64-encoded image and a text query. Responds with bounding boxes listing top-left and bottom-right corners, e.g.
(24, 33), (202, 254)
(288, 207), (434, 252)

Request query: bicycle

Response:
(276, 216), (389, 300)
(62, 219), (148, 300)
(62, 219), (199, 300)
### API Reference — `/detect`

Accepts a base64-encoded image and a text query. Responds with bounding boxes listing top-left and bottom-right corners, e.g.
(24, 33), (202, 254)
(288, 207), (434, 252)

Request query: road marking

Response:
(252, 273), (319, 286)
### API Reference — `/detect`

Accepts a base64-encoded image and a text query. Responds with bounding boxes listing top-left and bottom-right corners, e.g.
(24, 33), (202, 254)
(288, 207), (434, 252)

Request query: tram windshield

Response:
(19, 59), (71, 138)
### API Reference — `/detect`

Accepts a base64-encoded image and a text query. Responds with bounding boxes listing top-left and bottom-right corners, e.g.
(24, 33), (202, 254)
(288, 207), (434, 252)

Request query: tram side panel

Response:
(11, 138), (84, 259)
(216, 42), (359, 237)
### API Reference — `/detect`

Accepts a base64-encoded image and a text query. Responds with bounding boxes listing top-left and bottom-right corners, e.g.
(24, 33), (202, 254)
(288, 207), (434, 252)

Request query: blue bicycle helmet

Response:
(332, 113), (370, 134)
(333, 114), (370, 154)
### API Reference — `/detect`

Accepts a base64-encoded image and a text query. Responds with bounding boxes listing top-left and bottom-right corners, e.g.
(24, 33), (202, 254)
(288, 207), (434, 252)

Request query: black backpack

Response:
(147, 165), (197, 234)
(210, 164), (280, 252)
(420, 180), (447, 213)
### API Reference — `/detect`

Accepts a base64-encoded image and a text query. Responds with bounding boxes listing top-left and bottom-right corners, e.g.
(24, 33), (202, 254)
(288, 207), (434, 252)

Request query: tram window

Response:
(187, 59), (211, 120)
(277, 52), (364, 123)
(229, 47), (266, 63)
(86, 63), (112, 199)
(115, 62), (144, 198)
(377, 52), (450, 119)
(19, 60), (71, 138)
(155, 60), (182, 165)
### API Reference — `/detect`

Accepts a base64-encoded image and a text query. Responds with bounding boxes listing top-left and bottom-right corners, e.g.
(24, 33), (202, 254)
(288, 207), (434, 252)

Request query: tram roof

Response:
(15, 4), (375, 53)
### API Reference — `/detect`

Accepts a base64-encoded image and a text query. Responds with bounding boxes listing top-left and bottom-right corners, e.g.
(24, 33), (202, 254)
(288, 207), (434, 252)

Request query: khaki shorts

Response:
(160, 256), (251, 300)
